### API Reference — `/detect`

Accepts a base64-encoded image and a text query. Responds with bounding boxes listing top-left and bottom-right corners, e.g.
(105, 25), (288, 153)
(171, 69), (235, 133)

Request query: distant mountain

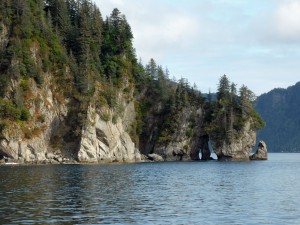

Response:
(255, 82), (300, 152)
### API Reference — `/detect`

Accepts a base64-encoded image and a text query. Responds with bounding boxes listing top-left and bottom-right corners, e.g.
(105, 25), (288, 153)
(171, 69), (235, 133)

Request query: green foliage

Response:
(112, 114), (118, 124)
(0, 76), (10, 97)
(0, 1), (266, 155)
(206, 75), (265, 146)
(186, 128), (193, 138)
(102, 85), (118, 109)
(20, 79), (30, 91)
(217, 74), (230, 100)
(134, 101), (144, 136)
(101, 8), (135, 82)
(0, 98), (30, 121)
(137, 57), (205, 151)
(20, 108), (30, 121)
(158, 134), (173, 144)
(101, 111), (111, 122)
(0, 120), (9, 135)
(250, 110), (265, 130)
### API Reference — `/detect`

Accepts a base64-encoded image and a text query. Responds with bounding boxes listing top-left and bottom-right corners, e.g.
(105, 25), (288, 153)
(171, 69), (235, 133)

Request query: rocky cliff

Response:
(0, 1), (265, 164)
(151, 107), (210, 161)
(210, 120), (257, 161)
(0, 75), (75, 163)
(136, 80), (212, 162)
(0, 79), (142, 163)
(78, 98), (141, 163)
(0, 21), (139, 163)
(0, 22), (9, 51)
(0, 2), (144, 164)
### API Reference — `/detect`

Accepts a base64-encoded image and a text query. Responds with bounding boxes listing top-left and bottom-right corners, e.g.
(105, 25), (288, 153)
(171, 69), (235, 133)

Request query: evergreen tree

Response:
(227, 82), (237, 139)
(45, 0), (71, 43)
(239, 85), (255, 116)
(0, 1), (266, 156)
(145, 58), (157, 80)
(101, 8), (135, 83)
(217, 74), (230, 101)
(0, 0), (13, 24)
(207, 75), (264, 146)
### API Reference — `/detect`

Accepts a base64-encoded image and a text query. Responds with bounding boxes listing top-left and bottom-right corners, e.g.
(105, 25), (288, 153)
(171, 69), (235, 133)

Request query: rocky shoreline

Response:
(1, 141), (268, 165)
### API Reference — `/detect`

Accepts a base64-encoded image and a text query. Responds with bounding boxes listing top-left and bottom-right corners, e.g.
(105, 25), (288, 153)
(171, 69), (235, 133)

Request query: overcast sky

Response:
(94, 0), (300, 95)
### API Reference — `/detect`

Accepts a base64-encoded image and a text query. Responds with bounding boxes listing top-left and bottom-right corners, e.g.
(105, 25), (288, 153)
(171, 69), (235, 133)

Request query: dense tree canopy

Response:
(0, 0), (265, 149)
(206, 75), (265, 146)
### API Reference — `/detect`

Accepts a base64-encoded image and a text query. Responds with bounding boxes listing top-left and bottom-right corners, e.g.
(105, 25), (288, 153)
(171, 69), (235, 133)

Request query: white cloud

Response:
(275, 0), (300, 41)
(253, 0), (300, 44)
(94, 0), (300, 95)
(133, 12), (201, 62)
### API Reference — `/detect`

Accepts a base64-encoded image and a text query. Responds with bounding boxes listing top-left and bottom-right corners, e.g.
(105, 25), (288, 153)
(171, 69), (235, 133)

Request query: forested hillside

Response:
(0, 0), (264, 162)
(256, 82), (300, 152)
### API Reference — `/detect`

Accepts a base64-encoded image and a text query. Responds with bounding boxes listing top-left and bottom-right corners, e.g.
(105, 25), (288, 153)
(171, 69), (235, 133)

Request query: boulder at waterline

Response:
(250, 140), (268, 160)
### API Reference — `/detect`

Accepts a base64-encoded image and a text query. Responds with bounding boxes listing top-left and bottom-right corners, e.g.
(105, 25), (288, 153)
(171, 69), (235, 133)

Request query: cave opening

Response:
(198, 136), (217, 160)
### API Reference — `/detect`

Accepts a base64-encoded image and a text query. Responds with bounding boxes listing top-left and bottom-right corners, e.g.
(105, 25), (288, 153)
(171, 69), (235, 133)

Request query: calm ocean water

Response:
(0, 153), (300, 225)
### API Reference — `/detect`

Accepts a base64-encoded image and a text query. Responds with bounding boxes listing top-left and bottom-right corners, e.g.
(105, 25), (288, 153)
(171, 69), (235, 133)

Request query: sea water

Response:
(0, 153), (300, 224)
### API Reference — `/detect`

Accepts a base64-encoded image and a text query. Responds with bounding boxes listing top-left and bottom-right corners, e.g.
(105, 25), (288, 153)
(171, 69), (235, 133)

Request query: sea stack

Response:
(250, 140), (268, 160)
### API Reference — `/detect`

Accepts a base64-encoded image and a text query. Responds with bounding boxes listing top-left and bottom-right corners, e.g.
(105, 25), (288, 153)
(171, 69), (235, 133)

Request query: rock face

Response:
(0, 36), (142, 164)
(0, 86), (142, 163)
(78, 103), (141, 163)
(1, 2), (265, 165)
(0, 22), (9, 51)
(211, 120), (256, 161)
(149, 107), (209, 161)
(250, 140), (268, 160)
(148, 153), (164, 162)
(0, 75), (75, 163)
(153, 143), (190, 161)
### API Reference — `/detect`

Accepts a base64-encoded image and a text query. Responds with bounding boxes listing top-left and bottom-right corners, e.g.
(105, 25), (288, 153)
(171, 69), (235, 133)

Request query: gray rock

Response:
(4, 157), (20, 164)
(250, 140), (268, 160)
(148, 153), (164, 162)
(78, 103), (142, 163)
(153, 144), (188, 161)
(46, 152), (55, 159)
(140, 154), (151, 162)
(172, 149), (186, 161)
(211, 120), (256, 161)
(0, 22), (9, 50)
(147, 108), (211, 161)
(55, 157), (63, 163)
(0, 74), (70, 164)
(49, 159), (60, 164)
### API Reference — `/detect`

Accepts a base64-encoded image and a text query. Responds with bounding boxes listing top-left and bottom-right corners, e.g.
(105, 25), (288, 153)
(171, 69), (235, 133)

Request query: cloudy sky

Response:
(94, 0), (300, 95)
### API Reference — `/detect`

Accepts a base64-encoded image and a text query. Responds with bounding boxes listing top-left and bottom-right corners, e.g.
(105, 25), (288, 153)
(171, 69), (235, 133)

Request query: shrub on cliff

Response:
(0, 98), (30, 121)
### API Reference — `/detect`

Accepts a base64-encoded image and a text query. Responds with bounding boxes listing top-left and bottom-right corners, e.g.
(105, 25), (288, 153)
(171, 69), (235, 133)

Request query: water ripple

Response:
(1, 154), (300, 224)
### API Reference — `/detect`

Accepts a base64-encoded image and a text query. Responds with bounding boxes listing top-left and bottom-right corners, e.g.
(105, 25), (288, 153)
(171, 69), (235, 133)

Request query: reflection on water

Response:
(1, 154), (300, 224)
